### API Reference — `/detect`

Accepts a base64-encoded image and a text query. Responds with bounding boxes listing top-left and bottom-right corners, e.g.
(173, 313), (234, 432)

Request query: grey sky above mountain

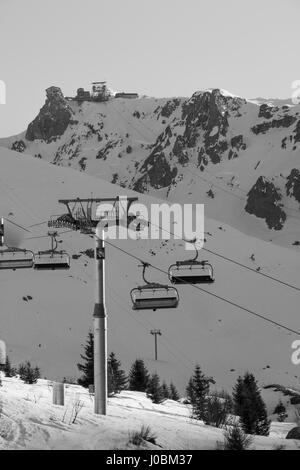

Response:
(0, 0), (299, 137)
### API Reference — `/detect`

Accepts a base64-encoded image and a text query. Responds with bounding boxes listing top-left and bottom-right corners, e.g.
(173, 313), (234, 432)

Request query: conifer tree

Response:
(161, 381), (170, 399)
(108, 352), (128, 396)
(170, 382), (180, 401)
(186, 365), (215, 421)
(18, 361), (40, 384)
(3, 356), (14, 377)
(233, 372), (270, 436)
(77, 331), (94, 388)
(129, 359), (150, 392)
(273, 400), (288, 423)
(147, 373), (165, 404)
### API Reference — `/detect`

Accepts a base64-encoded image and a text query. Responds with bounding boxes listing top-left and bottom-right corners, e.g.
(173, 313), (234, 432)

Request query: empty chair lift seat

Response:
(131, 284), (179, 311)
(169, 261), (214, 284)
(0, 249), (34, 270)
(34, 252), (70, 270)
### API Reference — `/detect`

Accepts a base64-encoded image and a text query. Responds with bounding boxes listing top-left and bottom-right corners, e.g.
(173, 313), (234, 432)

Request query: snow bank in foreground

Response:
(0, 376), (298, 450)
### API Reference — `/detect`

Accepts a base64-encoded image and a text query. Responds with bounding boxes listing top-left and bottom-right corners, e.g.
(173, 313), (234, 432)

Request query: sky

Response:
(0, 0), (299, 137)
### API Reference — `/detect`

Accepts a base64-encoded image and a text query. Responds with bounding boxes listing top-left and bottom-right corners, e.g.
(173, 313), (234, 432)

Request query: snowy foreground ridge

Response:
(0, 376), (299, 450)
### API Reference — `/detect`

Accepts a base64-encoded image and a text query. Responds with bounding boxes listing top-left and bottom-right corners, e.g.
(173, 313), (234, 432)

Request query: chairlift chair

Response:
(130, 263), (179, 311)
(0, 248), (35, 270)
(168, 239), (214, 284)
(34, 231), (70, 270)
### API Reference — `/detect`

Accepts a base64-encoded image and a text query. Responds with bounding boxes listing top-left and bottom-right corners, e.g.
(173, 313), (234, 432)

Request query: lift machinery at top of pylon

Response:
(48, 196), (139, 234)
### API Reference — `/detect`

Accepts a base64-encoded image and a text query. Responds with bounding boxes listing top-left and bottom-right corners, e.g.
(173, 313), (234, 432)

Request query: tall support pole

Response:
(93, 232), (107, 415)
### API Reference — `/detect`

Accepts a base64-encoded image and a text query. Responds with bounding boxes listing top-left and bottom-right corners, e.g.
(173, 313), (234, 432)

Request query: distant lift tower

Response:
(49, 196), (138, 415)
(150, 329), (162, 361)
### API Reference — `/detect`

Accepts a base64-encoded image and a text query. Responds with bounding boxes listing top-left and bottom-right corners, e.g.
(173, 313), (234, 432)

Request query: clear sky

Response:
(0, 0), (299, 137)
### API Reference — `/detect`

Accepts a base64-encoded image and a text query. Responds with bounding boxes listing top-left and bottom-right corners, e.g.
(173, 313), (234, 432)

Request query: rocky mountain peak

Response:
(25, 86), (73, 143)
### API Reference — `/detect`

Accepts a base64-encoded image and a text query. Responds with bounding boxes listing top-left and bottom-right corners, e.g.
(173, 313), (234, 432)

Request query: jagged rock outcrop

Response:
(286, 427), (300, 440)
(228, 134), (246, 160)
(26, 87), (73, 142)
(245, 176), (286, 230)
(251, 115), (297, 135)
(133, 151), (178, 192)
(286, 168), (300, 203)
(11, 140), (26, 153)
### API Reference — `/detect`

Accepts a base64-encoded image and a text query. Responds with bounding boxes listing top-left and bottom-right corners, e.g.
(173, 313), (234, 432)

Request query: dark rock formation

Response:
(133, 152), (177, 192)
(258, 104), (278, 119)
(26, 87), (73, 142)
(228, 134), (246, 160)
(286, 427), (300, 440)
(11, 140), (26, 153)
(286, 168), (300, 203)
(160, 98), (181, 118)
(245, 176), (286, 230)
(251, 115), (297, 135)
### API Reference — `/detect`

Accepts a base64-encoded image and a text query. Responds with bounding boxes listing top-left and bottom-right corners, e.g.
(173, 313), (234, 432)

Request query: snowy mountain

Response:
(2, 87), (300, 248)
(0, 146), (300, 398)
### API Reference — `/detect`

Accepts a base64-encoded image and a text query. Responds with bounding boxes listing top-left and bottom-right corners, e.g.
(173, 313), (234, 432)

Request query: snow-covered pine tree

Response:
(273, 400), (288, 422)
(233, 372), (270, 436)
(186, 365), (215, 421)
(162, 381), (170, 399)
(108, 352), (128, 396)
(3, 356), (14, 377)
(77, 331), (94, 388)
(169, 382), (180, 401)
(129, 359), (150, 392)
(147, 373), (165, 404)
(18, 361), (40, 384)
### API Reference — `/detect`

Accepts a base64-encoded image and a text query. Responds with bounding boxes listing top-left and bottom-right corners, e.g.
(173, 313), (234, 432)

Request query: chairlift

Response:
(0, 248), (35, 270)
(34, 231), (70, 270)
(168, 239), (214, 284)
(131, 263), (179, 311)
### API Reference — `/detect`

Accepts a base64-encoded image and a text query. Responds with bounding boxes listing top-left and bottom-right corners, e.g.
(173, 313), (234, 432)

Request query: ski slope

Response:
(0, 376), (299, 450)
(0, 147), (300, 397)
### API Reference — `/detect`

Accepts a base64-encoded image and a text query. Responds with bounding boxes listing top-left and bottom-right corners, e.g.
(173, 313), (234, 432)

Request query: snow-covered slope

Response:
(0, 147), (300, 397)
(0, 376), (299, 450)
(2, 88), (300, 248)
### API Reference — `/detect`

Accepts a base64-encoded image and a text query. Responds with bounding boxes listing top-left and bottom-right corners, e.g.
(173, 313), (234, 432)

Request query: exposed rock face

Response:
(160, 98), (181, 118)
(133, 151), (178, 192)
(286, 168), (300, 203)
(258, 103), (278, 119)
(251, 115), (297, 135)
(286, 427), (300, 440)
(11, 140), (26, 153)
(228, 134), (246, 160)
(245, 176), (286, 230)
(26, 87), (73, 142)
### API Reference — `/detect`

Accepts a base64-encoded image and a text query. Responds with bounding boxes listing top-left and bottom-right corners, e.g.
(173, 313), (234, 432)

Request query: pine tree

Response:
(186, 365), (215, 421)
(129, 359), (150, 392)
(161, 381), (170, 399)
(18, 361), (40, 384)
(108, 352), (128, 396)
(77, 331), (94, 388)
(273, 400), (288, 422)
(223, 423), (253, 450)
(3, 356), (14, 377)
(147, 373), (165, 404)
(233, 372), (270, 436)
(169, 382), (180, 401)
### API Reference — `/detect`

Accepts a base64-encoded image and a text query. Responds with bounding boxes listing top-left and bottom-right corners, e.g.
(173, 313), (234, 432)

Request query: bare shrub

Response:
(128, 425), (157, 446)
